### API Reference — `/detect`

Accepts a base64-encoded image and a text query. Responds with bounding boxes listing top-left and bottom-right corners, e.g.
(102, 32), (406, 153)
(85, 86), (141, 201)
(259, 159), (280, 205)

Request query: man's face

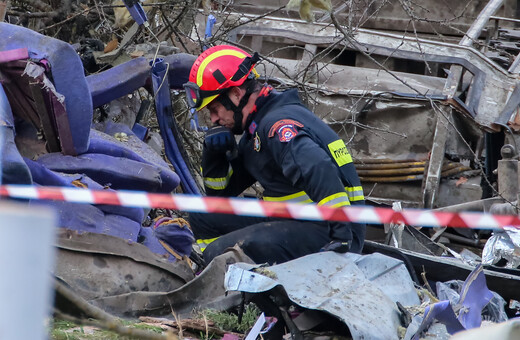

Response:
(206, 97), (235, 128)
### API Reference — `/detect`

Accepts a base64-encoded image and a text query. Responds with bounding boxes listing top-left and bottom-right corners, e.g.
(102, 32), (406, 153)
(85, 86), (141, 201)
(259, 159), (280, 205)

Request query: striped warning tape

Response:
(1, 184), (519, 230)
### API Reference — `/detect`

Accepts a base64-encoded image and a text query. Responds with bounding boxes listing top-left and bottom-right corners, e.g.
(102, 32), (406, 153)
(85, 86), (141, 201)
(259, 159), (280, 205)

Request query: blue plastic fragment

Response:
(203, 14), (216, 51)
(204, 14), (217, 40)
(132, 122), (148, 141)
(122, 0), (148, 26)
(457, 265), (494, 329)
(410, 265), (494, 339)
(413, 301), (465, 339)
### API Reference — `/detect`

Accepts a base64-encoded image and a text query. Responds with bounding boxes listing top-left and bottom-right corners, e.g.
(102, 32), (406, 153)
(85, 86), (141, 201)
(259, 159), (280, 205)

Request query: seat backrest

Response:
(0, 23), (92, 155)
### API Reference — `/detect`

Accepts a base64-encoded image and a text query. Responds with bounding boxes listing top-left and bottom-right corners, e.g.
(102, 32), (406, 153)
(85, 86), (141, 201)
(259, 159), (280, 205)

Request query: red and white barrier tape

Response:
(1, 184), (519, 230)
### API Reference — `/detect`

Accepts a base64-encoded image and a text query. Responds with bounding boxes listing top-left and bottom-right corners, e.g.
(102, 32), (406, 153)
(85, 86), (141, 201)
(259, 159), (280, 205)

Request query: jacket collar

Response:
(246, 88), (301, 135)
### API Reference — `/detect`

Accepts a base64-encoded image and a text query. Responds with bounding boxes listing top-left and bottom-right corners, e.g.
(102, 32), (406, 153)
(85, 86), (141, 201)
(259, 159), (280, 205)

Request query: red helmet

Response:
(184, 45), (259, 111)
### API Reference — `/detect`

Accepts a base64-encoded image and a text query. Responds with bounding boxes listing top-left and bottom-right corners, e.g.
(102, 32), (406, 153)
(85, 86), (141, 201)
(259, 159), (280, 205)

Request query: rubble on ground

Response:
(3, 0), (520, 339)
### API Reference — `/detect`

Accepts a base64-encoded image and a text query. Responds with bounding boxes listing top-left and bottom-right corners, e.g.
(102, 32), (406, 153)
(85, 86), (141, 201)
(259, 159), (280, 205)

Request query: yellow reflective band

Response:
(263, 190), (313, 203)
(197, 49), (248, 86)
(203, 167), (233, 190)
(196, 237), (219, 252)
(318, 192), (350, 207)
(328, 139), (352, 167)
(264, 186), (362, 205)
(346, 186), (365, 201)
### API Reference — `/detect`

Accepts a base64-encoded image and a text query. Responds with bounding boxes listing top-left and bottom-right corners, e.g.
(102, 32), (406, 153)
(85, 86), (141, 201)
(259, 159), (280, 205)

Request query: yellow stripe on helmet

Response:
(196, 49), (249, 87)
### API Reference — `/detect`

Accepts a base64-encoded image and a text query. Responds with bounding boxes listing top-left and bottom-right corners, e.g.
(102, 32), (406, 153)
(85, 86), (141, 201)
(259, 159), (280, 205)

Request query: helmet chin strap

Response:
(217, 81), (256, 135)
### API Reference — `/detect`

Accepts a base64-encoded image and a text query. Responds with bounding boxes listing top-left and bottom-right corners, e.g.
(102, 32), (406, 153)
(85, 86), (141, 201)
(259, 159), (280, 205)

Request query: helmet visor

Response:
(184, 82), (202, 109)
(183, 82), (223, 110)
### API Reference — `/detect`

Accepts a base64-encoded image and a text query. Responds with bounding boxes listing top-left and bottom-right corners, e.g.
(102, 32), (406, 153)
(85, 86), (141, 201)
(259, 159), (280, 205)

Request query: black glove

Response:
(320, 240), (351, 253)
(204, 126), (236, 156)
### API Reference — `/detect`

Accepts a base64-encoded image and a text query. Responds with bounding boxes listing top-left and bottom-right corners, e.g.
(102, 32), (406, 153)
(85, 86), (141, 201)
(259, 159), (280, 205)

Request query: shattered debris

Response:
(3, 0), (520, 339)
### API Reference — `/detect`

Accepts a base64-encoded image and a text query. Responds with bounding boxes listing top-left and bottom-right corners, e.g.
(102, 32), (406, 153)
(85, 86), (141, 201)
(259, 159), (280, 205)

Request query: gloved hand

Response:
(204, 126), (236, 155)
(320, 240), (351, 253)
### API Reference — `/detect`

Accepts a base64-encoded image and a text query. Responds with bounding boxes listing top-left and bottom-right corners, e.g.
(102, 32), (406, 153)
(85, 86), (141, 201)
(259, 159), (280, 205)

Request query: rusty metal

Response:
(358, 167), (426, 177)
(355, 161), (426, 170)
(359, 175), (423, 183)
(441, 166), (473, 177)
(359, 162), (470, 182)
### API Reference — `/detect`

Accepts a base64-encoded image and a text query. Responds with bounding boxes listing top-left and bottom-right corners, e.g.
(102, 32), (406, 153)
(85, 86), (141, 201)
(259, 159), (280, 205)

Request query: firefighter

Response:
(184, 45), (366, 265)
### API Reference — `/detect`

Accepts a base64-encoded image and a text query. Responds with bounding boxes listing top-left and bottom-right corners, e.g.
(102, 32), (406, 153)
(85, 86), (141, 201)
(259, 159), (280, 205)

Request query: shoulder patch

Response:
(268, 119), (304, 142)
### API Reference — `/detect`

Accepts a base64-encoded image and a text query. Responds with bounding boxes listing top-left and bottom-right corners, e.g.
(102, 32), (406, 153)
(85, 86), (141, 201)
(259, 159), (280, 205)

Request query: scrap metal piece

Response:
(425, 0), (505, 208)
(55, 229), (194, 302)
(482, 226), (520, 268)
(229, 15), (515, 127)
(90, 245), (253, 317)
(364, 240), (520, 304)
(225, 252), (421, 339)
(226, 8), (517, 207)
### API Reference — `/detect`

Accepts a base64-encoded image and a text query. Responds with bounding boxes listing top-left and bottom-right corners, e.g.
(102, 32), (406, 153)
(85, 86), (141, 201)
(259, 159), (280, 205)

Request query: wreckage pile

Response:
(3, 0), (520, 339)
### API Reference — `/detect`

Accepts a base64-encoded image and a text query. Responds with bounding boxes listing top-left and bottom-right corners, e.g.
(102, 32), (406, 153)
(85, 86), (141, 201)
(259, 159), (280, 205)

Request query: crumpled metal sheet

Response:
(90, 245), (254, 318)
(225, 252), (420, 340)
(54, 230), (194, 302)
(482, 226), (520, 268)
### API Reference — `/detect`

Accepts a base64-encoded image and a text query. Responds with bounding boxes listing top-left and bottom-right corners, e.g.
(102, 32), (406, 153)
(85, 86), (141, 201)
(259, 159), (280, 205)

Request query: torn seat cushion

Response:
(0, 22), (92, 154)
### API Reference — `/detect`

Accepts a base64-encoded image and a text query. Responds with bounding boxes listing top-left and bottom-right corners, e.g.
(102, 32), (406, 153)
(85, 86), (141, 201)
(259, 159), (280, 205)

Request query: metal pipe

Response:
(357, 162), (468, 177)
(434, 197), (503, 213)
(359, 175), (423, 183)
(354, 159), (423, 164)
(489, 15), (520, 24)
(358, 167), (425, 176)
(460, 0), (505, 46)
(355, 161), (425, 170)
(508, 53), (520, 74)
(441, 232), (481, 247)
(440, 166), (472, 177)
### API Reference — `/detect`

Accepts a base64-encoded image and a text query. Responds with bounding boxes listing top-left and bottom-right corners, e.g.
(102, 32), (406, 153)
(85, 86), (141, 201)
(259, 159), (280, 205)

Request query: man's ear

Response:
(229, 86), (243, 103)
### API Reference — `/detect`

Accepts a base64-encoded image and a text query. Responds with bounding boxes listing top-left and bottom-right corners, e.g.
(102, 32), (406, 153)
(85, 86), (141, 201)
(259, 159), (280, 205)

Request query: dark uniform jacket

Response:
(201, 88), (366, 252)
